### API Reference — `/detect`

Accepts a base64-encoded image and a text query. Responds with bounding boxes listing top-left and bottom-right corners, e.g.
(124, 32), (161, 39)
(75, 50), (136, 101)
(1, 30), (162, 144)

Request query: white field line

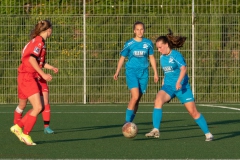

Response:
(199, 104), (240, 111)
(1, 104), (240, 114)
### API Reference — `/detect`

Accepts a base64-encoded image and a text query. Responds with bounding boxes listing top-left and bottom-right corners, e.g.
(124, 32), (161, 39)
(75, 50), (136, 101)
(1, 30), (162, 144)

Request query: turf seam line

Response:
(199, 104), (240, 111)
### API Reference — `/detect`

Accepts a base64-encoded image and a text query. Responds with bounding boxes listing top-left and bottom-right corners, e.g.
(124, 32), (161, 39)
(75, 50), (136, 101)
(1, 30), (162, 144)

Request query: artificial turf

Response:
(1, 103), (240, 159)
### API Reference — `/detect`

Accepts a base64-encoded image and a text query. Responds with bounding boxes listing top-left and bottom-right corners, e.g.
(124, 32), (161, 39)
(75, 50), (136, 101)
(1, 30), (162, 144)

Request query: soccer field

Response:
(1, 103), (240, 159)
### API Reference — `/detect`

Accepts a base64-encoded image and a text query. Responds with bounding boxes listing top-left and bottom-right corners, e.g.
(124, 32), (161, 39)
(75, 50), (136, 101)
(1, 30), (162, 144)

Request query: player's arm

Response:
(29, 56), (52, 81)
(113, 56), (125, 80)
(44, 63), (58, 74)
(176, 66), (187, 90)
(149, 55), (159, 83)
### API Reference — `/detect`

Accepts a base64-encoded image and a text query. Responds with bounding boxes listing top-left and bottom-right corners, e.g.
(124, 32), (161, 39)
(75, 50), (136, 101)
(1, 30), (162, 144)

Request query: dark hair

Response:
(30, 20), (52, 39)
(156, 29), (186, 49)
(133, 21), (145, 30)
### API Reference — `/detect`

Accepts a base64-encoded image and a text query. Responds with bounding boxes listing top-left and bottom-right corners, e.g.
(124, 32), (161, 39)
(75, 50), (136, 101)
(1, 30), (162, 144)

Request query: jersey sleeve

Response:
(31, 38), (44, 57)
(120, 42), (129, 57)
(174, 53), (187, 68)
(148, 41), (154, 55)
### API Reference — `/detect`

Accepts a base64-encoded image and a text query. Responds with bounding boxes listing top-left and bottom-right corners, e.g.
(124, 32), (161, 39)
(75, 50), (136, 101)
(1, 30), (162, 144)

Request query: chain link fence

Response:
(0, 0), (239, 103)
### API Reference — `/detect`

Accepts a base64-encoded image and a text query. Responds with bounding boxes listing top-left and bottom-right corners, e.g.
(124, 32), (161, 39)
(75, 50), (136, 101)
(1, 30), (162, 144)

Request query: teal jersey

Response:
(120, 38), (154, 69)
(160, 49), (189, 86)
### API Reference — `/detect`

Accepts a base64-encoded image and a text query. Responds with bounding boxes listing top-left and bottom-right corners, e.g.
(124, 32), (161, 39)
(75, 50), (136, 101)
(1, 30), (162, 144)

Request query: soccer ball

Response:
(122, 122), (138, 138)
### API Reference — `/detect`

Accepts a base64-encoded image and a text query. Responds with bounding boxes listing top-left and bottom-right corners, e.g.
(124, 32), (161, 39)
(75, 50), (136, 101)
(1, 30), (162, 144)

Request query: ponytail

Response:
(30, 20), (52, 39)
(156, 29), (186, 49)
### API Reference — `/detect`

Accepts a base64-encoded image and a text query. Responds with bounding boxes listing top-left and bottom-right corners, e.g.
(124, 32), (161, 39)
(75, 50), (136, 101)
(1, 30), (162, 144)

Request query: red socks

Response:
(20, 110), (32, 127)
(14, 104), (51, 134)
(14, 111), (22, 124)
(17, 109), (37, 135)
(42, 104), (51, 128)
(13, 106), (24, 124)
(23, 115), (37, 135)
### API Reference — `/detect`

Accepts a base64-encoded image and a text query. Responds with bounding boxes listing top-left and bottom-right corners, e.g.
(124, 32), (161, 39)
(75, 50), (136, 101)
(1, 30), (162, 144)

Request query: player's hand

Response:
(52, 67), (59, 74)
(154, 74), (159, 83)
(113, 73), (119, 80)
(176, 82), (182, 90)
(42, 73), (52, 82)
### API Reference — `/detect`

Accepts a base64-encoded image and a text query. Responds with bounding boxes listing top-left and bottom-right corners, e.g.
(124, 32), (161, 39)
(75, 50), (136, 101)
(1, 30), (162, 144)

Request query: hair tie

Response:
(39, 20), (44, 24)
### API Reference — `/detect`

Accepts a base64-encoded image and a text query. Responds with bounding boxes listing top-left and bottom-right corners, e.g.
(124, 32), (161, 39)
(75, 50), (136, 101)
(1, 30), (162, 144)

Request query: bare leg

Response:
(125, 88), (141, 122)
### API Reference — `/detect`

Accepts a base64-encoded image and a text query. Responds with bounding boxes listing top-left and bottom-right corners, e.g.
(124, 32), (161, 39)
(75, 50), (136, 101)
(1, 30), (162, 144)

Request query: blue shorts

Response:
(126, 68), (149, 94)
(160, 83), (195, 104)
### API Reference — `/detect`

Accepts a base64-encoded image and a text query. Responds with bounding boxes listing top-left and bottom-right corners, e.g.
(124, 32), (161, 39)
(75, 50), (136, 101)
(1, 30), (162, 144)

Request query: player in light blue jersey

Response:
(114, 21), (159, 123)
(145, 29), (213, 141)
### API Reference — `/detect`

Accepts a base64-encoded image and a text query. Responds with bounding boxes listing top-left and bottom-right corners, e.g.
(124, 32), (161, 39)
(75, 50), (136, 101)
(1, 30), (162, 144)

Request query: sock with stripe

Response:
(14, 106), (23, 124)
(41, 104), (51, 128)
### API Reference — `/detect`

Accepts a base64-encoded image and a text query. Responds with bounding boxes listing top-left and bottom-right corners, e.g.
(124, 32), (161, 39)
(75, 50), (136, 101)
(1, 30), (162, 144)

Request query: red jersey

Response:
(18, 36), (46, 74)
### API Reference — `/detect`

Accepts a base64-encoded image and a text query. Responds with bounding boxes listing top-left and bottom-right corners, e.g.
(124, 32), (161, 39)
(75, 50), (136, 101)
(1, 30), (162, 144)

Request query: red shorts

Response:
(37, 78), (49, 96)
(18, 73), (40, 99)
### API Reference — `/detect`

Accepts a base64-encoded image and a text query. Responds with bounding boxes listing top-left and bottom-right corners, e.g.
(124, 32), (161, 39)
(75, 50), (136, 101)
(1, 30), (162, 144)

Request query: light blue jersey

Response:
(160, 50), (194, 104)
(121, 37), (154, 93)
(121, 38), (154, 69)
(160, 49), (189, 86)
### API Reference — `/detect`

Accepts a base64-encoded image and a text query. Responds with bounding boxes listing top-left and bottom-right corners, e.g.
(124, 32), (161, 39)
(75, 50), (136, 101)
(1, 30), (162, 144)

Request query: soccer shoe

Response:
(21, 133), (36, 145)
(145, 128), (160, 138)
(10, 124), (23, 142)
(44, 126), (54, 134)
(205, 133), (214, 141)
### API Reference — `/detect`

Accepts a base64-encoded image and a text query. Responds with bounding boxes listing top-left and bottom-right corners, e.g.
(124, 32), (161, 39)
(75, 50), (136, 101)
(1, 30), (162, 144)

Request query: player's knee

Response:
(189, 110), (200, 119)
(34, 105), (43, 114)
(130, 92), (140, 101)
(154, 98), (165, 107)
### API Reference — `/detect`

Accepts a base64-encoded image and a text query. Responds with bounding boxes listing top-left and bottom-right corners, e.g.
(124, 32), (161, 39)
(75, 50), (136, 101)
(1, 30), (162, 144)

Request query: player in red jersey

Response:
(13, 59), (58, 134)
(13, 26), (58, 134)
(10, 20), (54, 145)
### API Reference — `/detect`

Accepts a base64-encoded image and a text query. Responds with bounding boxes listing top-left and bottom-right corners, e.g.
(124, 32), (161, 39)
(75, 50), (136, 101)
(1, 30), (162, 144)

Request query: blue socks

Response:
(130, 114), (135, 122)
(125, 109), (134, 122)
(195, 114), (210, 134)
(153, 108), (162, 129)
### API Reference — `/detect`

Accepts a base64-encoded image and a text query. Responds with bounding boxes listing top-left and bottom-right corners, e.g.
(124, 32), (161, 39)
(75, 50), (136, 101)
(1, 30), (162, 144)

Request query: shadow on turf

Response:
(34, 120), (201, 144)
(34, 119), (240, 143)
(37, 119), (183, 134)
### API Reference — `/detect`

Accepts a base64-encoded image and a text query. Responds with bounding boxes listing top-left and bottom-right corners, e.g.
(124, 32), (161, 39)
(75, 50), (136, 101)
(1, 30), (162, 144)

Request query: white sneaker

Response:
(205, 133), (214, 141)
(145, 128), (160, 138)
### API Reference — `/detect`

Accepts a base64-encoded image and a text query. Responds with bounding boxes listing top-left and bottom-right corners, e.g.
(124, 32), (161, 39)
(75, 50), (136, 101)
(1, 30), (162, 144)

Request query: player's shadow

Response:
(207, 119), (240, 125)
(50, 124), (123, 134)
(206, 119), (240, 141)
(36, 138), (92, 144)
(35, 132), (125, 144)
(39, 119), (182, 134)
(140, 119), (240, 141)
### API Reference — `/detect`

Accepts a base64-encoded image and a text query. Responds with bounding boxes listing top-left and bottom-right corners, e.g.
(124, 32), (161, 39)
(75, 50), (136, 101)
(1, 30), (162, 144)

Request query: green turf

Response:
(1, 103), (240, 159)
